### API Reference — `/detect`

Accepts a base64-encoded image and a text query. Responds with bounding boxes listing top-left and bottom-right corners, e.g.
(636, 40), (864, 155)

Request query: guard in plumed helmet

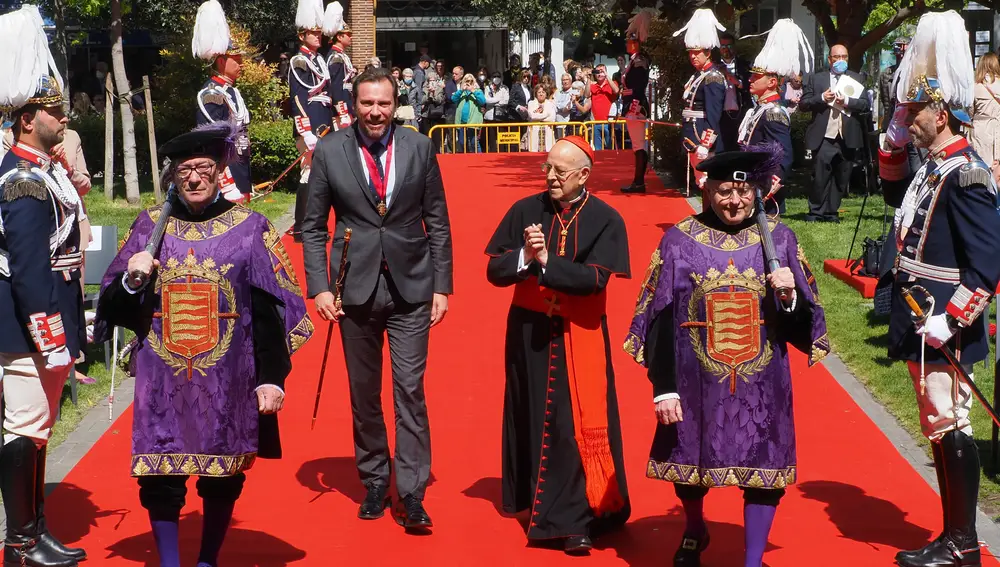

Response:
(288, 0), (332, 241)
(674, 9), (732, 192)
(92, 121), (314, 567)
(192, 0), (252, 204)
(0, 5), (87, 567)
(324, 1), (356, 131)
(620, 7), (656, 194)
(738, 19), (814, 214)
(879, 11), (1000, 567)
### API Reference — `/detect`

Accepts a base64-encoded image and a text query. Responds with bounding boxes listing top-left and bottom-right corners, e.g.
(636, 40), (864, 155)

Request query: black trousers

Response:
(674, 483), (785, 506)
(138, 473), (246, 521)
(810, 137), (855, 218)
(339, 268), (432, 500)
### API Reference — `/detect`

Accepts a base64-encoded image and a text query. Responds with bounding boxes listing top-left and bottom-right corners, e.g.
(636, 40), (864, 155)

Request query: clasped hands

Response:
(822, 89), (846, 106)
(522, 224), (548, 267)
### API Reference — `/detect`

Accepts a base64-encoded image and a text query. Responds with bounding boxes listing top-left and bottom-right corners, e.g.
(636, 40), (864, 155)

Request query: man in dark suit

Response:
(800, 44), (870, 222)
(301, 66), (454, 532)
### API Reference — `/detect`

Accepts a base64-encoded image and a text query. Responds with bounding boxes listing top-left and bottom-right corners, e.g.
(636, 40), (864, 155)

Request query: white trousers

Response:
(907, 361), (974, 441)
(0, 352), (70, 446)
(296, 137), (312, 184)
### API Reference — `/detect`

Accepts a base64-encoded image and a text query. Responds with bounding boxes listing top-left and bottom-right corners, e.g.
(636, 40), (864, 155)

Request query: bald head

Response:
(544, 139), (592, 202)
(829, 44), (848, 67)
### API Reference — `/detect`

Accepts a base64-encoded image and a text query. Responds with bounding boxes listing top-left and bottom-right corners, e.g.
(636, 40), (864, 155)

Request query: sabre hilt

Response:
(900, 285), (932, 324)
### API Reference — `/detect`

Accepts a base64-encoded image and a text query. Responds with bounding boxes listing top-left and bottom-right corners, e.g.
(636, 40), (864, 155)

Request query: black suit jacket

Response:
(800, 69), (870, 150)
(301, 125), (454, 306)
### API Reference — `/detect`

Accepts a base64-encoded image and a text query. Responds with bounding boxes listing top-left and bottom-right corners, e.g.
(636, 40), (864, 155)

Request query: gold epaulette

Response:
(958, 160), (992, 188)
(765, 106), (790, 126)
(702, 70), (726, 86)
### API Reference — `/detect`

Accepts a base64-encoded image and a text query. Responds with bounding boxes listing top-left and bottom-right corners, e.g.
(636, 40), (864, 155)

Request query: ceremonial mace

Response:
(901, 285), (1000, 428)
(311, 227), (352, 430)
(113, 188), (177, 419)
(251, 125), (331, 201)
(754, 187), (792, 306)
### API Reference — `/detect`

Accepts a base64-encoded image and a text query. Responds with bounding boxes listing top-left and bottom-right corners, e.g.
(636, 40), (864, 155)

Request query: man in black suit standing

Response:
(301, 66), (454, 532)
(800, 44), (870, 222)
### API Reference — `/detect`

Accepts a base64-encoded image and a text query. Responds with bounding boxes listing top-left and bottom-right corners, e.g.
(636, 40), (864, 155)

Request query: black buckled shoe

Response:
(358, 483), (390, 520)
(35, 447), (86, 562)
(564, 535), (592, 555)
(673, 531), (709, 567)
(394, 495), (432, 532)
(621, 183), (646, 194)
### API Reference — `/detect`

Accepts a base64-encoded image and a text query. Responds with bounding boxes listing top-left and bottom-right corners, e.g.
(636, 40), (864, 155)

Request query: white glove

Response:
(917, 314), (956, 349)
(303, 131), (318, 152)
(44, 346), (74, 372)
(696, 145), (709, 159)
(885, 105), (911, 149)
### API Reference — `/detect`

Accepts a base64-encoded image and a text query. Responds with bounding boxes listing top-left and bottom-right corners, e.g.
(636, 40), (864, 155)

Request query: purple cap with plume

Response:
(696, 140), (785, 187)
(158, 120), (242, 166)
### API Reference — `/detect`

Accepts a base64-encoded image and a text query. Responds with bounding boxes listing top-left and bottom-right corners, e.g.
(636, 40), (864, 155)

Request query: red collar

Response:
(701, 61), (714, 72)
(11, 142), (49, 167)
(299, 45), (316, 56)
(759, 92), (781, 104)
(211, 75), (233, 86)
(930, 135), (969, 160)
(330, 44), (345, 53)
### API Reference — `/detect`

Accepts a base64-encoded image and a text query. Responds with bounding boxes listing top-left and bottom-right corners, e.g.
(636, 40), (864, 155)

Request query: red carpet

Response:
(45, 150), (997, 566)
(823, 258), (878, 298)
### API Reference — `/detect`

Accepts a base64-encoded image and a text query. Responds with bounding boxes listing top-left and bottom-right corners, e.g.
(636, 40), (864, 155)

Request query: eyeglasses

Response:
(829, 54), (849, 61)
(714, 184), (755, 200)
(175, 163), (217, 180)
(542, 163), (584, 180)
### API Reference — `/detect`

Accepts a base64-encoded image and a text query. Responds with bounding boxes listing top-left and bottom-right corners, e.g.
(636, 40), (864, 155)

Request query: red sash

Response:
(359, 134), (393, 203)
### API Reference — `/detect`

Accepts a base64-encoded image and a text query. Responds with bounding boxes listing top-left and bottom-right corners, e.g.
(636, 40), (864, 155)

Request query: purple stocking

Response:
(743, 503), (777, 567)
(197, 498), (235, 567)
(149, 516), (181, 567)
(681, 497), (706, 537)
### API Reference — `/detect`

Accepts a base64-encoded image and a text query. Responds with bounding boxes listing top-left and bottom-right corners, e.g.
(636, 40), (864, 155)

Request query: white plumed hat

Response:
(191, 0), (234, 61)
(0, 5), (64, 114)
(894, 10), (974, 124)
(750, 19), (814, 79)
(323, 1), (351, 37)
(295, 0), (325, 31)
(672, 8), (725, 50)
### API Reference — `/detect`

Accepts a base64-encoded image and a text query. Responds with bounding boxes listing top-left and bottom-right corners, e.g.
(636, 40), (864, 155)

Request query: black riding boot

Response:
(1, 437), (77, 567)
(898, 430), (981, 567)
(290, 181), (308, 241)
(34, 446), (86, 561)
(621, 150), (648, 193)
(896, 443), (948, 564)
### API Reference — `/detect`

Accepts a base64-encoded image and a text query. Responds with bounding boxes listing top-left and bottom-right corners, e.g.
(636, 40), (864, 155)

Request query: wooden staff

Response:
(311, 227), (352, 429)
(754, 187), (792, 306)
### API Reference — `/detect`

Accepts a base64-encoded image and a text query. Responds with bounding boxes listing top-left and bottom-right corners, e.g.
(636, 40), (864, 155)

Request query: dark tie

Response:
(369, 141), (385, 180)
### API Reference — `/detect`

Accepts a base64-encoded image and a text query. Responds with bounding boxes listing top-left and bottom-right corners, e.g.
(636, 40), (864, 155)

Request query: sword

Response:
(251, 124), (331, 201)
(901, 285), (1000, 428)
(311, 227), (352, 430)
(754, 187), (792, 306)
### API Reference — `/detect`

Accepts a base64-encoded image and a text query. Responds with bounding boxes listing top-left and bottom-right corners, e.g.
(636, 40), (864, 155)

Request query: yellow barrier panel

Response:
(401, 124), (419, 132)
(426, 121), (591, 154)
(580, 120), (643, 151)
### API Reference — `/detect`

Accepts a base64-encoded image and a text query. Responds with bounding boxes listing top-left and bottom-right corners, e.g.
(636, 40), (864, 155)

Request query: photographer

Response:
(590, 64), (619, 149)
(483, 71), (510, 152)
(568, 80), (592, 136)
(451, 73), (486, 153)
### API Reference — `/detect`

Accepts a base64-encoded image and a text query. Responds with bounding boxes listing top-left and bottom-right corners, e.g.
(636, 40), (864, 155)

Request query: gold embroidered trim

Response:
(623, 332), (645, 364)
(633, 248), (663, 318)
(131, 452), (256, 477)
(676, 216), (778, 252)
(148, 205), (252, 241)
(288, 315), (314, 355)
(646, 459), (796, 488)
(811, 333), (831, 366)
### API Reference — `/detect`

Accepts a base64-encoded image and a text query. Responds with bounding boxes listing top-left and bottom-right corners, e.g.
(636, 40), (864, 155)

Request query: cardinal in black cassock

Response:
(485, 136), (631, 554)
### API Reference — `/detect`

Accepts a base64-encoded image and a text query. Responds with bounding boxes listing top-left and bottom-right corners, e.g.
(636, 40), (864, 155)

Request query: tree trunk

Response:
(51, 0), (69, 100)
(111, 0), (140, 205)
(543, 23), (553, 72)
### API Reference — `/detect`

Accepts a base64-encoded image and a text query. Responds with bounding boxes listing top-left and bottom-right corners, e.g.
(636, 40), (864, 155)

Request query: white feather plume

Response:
(323, 1), (345, 37)
(191, 0), (231, 61)
(295, 0), (325, 31)
(0, 5), (63, 110)
(626, 7), (659, 44)
(751, 19), (814, 78)
(894, 10), (974, 108)
(672, 8), (725, 50)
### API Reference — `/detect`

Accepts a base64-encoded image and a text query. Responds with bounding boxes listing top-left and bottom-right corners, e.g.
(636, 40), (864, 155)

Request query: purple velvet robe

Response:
(96, 203), (314, 478)
(624, 213), (829, 490)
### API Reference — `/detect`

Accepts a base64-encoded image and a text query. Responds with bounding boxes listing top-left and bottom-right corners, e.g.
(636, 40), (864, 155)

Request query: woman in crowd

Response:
(421, 69), (447, 138)
(972, 52), (1000, 165)
(483, 71), (510, 152)
(452, 72), (486, 153)
(527, 83), (555, 152)
(395, 68), (418, 128)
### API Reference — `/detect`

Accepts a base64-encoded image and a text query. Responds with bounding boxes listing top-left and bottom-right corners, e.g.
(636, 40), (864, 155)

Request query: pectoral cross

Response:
(558, 229), (568, 257)
(544, 295), (561, 317)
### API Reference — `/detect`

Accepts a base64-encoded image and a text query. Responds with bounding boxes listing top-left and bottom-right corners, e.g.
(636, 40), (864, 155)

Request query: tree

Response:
(471, 0), (614, 66)
(111, 0), (141, 204)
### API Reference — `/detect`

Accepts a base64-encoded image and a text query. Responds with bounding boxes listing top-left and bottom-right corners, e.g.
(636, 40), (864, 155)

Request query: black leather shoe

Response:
(358, 484), (390, 520)
(621, 183), (646, 194)
(673, 531), (709, 567)
(564, 535), (592, 555)
(394, 495), (432, 531)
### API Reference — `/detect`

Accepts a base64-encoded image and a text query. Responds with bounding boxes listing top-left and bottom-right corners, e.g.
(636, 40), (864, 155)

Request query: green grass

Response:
(46, 182), (296, 451)
(781, 194), (1000, 517)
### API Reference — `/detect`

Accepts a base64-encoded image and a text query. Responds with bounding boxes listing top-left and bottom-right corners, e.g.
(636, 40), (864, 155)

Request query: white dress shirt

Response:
(356, 127), (399, 206)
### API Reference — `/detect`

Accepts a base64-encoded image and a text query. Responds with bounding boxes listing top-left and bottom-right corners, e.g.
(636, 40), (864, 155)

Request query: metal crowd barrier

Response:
(427, 121), (592, 154)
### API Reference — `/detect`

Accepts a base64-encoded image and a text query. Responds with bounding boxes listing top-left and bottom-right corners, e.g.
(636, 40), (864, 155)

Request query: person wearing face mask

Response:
(799, 44), (870, 222)
(625, 149), (828, 567)
(734, 19), (814, 214)
(673, 8), (730, 193)
(483, 72), (510, 152)
(878, 12), (1000, 567)
(397, 67), (419, 128)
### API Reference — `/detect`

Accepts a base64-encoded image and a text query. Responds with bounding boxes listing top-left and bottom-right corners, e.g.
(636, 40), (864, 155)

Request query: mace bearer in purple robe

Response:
(624, 148), (830, 567)
(92, 120), (315, 567)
